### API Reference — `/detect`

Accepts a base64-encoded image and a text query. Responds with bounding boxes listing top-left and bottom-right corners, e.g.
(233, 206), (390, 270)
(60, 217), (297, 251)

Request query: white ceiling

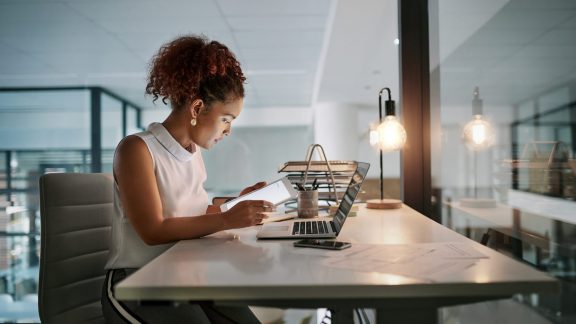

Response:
(2, 0), (571, 117)
(435, 0), (576, 110)
(0, 0), (399, 110)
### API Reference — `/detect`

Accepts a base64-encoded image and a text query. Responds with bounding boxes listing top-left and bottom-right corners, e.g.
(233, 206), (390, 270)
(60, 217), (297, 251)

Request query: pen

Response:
(312, 179), (318, 191)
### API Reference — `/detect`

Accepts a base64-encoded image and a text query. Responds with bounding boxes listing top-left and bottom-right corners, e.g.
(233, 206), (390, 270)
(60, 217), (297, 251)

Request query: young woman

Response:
(101, 35), (273, 324)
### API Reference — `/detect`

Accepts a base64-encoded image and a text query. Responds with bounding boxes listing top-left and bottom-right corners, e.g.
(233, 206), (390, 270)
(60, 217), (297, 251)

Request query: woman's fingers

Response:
(252, 182), (267, 190)
(249, 200), (275, 212)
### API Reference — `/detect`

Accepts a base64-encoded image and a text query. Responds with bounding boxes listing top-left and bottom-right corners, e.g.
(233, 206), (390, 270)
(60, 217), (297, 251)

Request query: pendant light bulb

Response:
(463, 115), (494, 150)
(462, 87), (494, 150)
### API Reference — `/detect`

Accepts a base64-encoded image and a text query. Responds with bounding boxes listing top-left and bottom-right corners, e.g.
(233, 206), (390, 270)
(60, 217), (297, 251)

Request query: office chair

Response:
(39, 173), (114, 324)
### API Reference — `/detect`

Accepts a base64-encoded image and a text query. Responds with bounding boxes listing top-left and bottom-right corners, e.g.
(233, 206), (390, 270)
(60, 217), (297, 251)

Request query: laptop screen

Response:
(332, 162), (370, 234)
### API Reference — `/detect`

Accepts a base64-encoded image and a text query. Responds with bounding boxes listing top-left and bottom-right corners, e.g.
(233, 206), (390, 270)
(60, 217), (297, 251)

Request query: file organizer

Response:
(278, 144), (357, 211)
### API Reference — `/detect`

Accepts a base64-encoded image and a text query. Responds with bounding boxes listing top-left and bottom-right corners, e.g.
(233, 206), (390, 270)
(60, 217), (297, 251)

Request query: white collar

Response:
(147, 122), (196, 162)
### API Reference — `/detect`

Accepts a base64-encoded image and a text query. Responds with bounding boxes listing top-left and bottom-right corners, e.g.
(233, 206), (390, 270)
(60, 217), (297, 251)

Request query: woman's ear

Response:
(189, 99), (204, 118)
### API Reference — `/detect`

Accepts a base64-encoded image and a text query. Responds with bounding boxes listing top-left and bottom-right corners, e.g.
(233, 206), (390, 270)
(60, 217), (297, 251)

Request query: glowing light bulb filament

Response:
(463, 115), (494, 150)
(472, 123), (486, 144)
(375, 115), (407, 152)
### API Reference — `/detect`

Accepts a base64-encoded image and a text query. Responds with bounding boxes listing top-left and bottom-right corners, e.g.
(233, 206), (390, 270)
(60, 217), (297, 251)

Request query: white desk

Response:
(116, 205), (557, 324)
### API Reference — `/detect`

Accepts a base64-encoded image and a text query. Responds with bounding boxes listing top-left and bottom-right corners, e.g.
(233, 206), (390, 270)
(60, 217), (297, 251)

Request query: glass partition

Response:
(0, 90), (91, 150)
(126, 106), (142, 136)
(429, 0), (576, 321)
(102, 92), (124, 149)
(0, 87), (142, 322)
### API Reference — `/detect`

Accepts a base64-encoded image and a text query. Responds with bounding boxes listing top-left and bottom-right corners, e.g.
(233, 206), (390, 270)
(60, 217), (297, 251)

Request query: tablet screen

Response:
(220, 177), (297, 212)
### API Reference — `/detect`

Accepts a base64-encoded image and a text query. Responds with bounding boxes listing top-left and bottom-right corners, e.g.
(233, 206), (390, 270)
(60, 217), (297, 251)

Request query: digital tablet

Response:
(219, 177), (298, 212)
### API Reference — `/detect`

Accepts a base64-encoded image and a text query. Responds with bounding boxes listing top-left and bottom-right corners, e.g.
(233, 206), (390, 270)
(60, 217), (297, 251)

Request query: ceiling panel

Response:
(249, 74), (314, 90)
(233, 30), (325, 49)
(559, 14), (576, 28)
(115, 31), (237, 63)
(242, 59), (314, 73)
(241, 46), (321, 64)
(507, 0), (576, 10)
(68, 0), (221, 21)
(1, 30), (129, 54)
(227, 16), (326, 31)
(533, 29), (576, 45)
(46, 51), (145, 74)
(514, 45), (576, 59)
(0, 0), (395, 111)
(217, 0), (331, 16)
(0, 20), (99, 38)
(0, 2), (85, 22)
(439, 0), (576, 108)
(96, 18), (229, 34)
(482, 11), (574, 30)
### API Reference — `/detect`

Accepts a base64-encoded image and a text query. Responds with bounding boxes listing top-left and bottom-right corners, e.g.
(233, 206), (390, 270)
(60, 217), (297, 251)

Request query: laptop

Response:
(257, 162), (370, 239)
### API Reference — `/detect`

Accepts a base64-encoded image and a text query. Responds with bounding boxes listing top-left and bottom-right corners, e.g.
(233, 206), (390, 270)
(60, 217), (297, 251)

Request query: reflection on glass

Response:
(430, 0), (576, 321)
(463, 115), (495, 150)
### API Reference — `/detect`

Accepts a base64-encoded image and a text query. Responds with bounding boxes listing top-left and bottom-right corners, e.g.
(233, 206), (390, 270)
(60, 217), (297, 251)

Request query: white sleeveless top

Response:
(105, 122), (209, 269)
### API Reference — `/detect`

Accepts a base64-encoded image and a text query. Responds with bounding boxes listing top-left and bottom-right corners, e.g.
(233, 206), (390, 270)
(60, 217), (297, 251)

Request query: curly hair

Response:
(145, 35), (246, 110)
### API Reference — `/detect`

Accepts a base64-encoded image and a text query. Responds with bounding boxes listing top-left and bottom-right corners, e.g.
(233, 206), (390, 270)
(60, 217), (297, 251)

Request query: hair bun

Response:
(146, 35), (245, 109)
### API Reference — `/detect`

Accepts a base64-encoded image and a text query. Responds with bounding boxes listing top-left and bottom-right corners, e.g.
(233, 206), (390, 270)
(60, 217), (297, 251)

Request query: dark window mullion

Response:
(399, 0), (432, 218)
(91, 88), (102, 173)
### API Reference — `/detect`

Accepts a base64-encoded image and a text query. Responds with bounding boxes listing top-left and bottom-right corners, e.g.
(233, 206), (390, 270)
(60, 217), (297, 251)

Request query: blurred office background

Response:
(0, 0), (575, 323)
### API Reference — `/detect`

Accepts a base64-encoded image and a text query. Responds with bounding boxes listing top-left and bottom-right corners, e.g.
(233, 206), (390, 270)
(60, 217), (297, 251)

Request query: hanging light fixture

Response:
(460, 86), (497, 208)
(367, 87), (406, 209)
(462, 87), (494, 150)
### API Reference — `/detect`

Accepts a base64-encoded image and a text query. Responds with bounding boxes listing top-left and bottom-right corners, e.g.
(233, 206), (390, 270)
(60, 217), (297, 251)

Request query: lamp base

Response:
(366, 198), (402, 209)
(459, 197), (497, 208)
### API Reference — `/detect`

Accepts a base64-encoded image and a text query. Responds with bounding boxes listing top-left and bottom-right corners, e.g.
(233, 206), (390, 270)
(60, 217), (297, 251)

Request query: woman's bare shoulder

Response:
(114, 135), (152, 168)
(117, 135), (147, 154)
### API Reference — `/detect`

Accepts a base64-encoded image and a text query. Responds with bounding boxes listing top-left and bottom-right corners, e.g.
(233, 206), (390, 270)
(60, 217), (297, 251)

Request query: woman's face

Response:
(192, 97), (243, 149)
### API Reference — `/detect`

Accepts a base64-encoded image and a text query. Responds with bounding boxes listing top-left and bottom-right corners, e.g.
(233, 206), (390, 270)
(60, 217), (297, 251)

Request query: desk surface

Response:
(116, 205), (556, 303)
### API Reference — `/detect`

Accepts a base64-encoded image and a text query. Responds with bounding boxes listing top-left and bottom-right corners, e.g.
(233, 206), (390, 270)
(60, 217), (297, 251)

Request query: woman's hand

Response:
(221, 200), (274, 229)
(239, 181), (267, 196)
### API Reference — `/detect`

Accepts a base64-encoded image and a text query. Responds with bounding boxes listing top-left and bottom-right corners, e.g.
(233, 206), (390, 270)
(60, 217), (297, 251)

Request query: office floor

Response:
(252, 299), (556, 324)
(441, 299), (554, 324)
(0, 298), (562, 324)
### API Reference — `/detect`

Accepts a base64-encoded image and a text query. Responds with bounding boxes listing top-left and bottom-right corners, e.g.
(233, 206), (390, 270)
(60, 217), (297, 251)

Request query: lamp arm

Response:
(377, 87), (391, 202)
(378, 87), (391, 122)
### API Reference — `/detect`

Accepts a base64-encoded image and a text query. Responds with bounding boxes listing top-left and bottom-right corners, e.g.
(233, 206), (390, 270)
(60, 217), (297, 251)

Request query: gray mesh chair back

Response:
(39, 173), (114, 324)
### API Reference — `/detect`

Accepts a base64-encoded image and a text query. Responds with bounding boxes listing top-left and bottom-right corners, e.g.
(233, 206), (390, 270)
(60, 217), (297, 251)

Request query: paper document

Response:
(292, 242), (487, 282)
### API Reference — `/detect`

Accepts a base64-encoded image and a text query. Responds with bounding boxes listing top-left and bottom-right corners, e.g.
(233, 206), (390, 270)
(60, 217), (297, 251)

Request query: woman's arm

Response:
(206, 204), (222, 214)
(114, 136), (271, 245)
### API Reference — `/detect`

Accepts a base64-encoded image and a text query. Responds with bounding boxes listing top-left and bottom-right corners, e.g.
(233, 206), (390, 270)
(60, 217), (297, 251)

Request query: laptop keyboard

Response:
(292, 220), (336, 235)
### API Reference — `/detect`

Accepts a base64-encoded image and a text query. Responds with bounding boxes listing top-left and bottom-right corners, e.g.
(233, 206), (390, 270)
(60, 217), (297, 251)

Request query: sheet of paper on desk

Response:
(291, 242), (487, 261)
(426, 242), (488, 259)
(321, 255), (477, 282)
(290, 244), (373, 257)
(292, 242), (487, 282)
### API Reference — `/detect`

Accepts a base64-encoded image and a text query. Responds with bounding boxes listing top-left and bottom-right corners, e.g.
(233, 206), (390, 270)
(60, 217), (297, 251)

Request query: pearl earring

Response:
(190, 118), (197, 126)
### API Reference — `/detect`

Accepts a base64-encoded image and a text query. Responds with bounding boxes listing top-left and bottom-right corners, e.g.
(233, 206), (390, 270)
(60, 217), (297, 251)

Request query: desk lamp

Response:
(367, 87), (406, 209)
(461, 86), (496, 208)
